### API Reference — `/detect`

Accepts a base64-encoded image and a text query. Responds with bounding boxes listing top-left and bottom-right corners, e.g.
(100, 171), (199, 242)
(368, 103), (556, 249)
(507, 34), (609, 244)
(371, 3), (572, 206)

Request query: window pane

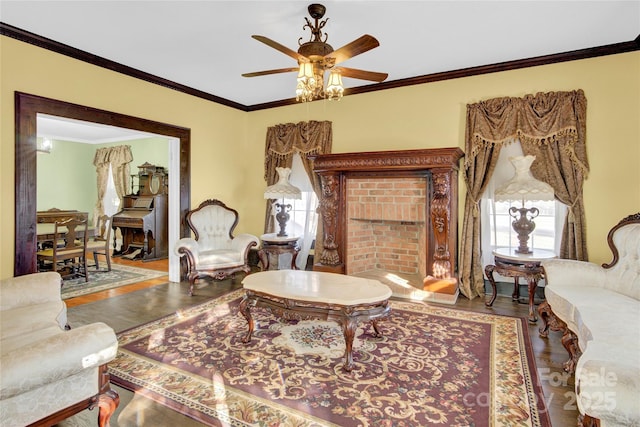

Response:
(284, 191), (318, 237)
(103, 164), (120, 217)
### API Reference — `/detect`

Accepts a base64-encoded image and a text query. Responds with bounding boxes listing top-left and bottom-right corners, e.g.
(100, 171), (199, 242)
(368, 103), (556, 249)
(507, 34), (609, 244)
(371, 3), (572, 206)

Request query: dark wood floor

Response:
(62, 258), (577, 426)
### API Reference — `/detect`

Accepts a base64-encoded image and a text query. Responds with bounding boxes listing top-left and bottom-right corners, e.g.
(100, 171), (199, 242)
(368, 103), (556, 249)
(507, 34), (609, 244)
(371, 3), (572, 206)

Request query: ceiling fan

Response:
(242, 3), (388, 102)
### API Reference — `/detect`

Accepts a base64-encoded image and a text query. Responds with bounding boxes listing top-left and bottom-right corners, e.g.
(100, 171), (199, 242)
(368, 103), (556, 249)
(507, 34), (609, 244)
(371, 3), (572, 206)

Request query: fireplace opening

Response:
(345, 177), (428, 293)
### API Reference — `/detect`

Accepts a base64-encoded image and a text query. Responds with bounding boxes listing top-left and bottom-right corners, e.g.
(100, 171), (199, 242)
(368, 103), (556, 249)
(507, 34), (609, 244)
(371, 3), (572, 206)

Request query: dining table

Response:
(36, 223), (96, 243)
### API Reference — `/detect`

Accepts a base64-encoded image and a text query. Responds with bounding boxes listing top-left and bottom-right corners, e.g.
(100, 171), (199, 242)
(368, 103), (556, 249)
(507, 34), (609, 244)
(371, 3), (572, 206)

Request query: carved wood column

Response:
(310, 148), (464, 279)
(430, 168), (458, 280)
(317, 172), (342, 272)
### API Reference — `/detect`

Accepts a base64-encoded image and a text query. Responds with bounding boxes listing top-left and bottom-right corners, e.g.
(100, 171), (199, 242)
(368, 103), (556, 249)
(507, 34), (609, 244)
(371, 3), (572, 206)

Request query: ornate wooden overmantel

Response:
(310, 148), (464, 281)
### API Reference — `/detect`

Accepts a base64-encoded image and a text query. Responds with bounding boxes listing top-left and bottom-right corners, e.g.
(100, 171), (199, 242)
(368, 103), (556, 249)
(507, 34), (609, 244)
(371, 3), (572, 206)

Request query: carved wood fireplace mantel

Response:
(310, 147), (464, 282)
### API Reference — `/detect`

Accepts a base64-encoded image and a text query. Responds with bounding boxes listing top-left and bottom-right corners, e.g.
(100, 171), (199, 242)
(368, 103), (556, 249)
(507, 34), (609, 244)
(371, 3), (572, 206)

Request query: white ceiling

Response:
(37, 114), (156, 143)
(2, 1), (639, 142)
(2, 0), (638, 108)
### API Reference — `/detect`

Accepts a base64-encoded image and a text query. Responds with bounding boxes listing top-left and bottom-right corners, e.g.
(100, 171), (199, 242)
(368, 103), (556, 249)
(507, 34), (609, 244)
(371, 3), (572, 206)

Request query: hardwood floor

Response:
(63, 258), (578, 426)
(63, 257), (169, 309)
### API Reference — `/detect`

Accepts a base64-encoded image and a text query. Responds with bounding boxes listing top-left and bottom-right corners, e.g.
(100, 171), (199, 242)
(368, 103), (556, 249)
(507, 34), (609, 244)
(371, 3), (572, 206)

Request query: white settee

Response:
(539, 213), (640, 427)
(0, 272), (119, 427)
(175, 199), (260, 296)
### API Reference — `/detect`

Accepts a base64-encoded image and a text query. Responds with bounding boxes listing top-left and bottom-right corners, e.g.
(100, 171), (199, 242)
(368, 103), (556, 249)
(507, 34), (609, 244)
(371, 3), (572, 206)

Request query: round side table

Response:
(485, 247), (556, 322)
(258, 233), (300, 271)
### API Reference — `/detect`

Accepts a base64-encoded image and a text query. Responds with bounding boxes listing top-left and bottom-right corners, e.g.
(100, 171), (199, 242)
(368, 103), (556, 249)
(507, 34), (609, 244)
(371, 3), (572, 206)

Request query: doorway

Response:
(15, 92), (191, 282)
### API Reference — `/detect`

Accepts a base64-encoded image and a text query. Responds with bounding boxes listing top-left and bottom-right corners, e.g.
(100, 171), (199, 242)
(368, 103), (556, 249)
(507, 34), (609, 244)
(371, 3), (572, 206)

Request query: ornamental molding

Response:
(311, 148), (464, 172)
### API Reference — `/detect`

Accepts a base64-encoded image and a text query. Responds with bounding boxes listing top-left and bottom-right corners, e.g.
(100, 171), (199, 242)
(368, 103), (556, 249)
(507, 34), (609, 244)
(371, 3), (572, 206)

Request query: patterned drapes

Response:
(459, 90), (589, 299)
(263, 121), (332, 249)
(93, 145), (133, 224)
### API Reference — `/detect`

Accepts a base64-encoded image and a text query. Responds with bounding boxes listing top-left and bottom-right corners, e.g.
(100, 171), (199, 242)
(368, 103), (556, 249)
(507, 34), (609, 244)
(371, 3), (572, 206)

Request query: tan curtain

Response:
(459, 90), (589, 299)
(93, 149), (111, 221)
(93, 145), (133, 223)
(263, 121), (332, 248)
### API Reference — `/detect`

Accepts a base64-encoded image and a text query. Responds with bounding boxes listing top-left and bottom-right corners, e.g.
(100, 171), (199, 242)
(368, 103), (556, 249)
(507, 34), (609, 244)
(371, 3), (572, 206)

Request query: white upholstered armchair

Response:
(0, 272), (119, 427)
(175, 199), (260, 296)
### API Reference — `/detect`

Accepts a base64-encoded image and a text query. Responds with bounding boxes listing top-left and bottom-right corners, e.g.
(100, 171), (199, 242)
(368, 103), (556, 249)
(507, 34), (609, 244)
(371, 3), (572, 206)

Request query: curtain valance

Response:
(93, 145), (134, 167)
(466, 90), (588, 176)
(264, 120), (332, 181)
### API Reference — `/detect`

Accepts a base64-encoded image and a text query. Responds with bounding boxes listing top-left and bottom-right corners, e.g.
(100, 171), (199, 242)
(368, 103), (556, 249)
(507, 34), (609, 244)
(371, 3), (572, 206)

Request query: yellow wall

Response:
(2, 34), (639, 279)
(247, 51), (640, 265)
(1, 36), (249, 277)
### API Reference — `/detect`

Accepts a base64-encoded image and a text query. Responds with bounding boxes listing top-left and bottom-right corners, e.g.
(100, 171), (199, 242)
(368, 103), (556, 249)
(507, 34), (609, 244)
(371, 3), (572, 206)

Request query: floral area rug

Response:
(61, 263), (166, 299)
(110, 289), (551, 427)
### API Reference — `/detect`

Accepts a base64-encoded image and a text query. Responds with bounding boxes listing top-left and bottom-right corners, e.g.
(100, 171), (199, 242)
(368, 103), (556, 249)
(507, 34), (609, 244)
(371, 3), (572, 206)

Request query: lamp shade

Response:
(326, 70), (344, 101)
(495, 155), (554, 202)
(264, 167), (302, 200)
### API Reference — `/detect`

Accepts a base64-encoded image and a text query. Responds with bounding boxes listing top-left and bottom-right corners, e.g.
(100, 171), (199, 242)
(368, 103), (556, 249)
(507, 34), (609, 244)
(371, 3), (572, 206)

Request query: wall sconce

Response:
(37, 137), (52, 154)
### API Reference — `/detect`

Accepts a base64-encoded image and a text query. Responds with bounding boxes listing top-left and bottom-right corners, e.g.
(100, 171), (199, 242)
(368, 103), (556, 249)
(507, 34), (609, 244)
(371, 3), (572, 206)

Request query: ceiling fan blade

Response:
(251, 35), (307, 62)
(242, 67), (299, 78)
(326, 35), (380, 65)
(337, 67), (388, 82)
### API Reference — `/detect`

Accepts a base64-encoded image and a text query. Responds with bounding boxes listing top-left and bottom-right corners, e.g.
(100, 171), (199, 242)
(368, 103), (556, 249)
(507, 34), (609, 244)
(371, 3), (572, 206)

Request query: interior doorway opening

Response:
(15, 92), (190, 282)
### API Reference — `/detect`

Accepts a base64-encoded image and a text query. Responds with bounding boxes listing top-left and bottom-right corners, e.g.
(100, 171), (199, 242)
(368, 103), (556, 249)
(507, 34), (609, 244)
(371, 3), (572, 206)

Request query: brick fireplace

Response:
(346, 177), (427, 278)
(310, 148), (464, 290)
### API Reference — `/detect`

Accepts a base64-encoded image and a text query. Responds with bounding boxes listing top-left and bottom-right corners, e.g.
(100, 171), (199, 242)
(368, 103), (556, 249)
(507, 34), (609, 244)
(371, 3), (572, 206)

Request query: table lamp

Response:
(495, 155), (554, 254)
(264, 167), (302, 237)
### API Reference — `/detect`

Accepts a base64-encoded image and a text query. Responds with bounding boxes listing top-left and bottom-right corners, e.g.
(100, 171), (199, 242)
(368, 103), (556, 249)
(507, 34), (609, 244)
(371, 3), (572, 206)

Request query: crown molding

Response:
(2, 22), (638, 112)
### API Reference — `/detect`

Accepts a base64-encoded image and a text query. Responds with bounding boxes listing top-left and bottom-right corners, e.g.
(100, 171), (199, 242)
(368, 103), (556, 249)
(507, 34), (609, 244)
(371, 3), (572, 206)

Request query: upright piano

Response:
(112, 163), (168, 261)
(112, 194), (168, 261)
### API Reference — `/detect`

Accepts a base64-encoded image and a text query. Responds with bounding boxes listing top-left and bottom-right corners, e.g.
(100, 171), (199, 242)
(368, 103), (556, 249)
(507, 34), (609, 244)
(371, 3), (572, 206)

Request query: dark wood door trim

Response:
(14, 92), (191, 276)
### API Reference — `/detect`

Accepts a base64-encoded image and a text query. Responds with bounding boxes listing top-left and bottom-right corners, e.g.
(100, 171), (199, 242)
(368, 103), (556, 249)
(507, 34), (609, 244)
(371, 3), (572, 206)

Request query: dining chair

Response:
(36, 218), (89, 282)
(86, 214), (112, 272)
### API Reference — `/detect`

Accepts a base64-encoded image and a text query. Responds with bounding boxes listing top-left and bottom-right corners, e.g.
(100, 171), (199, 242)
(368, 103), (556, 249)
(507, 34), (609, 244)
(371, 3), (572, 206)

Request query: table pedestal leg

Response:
(341, 317), (357, 372)
(239, 295), (255, 343)
(484, 265), (497, 306)
(512, 277), (520, 300)
(527, 278), (538, 323)
(371, 320), (382, 337)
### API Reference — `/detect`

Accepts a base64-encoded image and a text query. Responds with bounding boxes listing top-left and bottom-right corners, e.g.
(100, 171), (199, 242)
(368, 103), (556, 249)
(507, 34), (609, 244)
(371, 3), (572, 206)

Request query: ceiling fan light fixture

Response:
(297, 62), (314, 80)
(244, 3), (386, 103)
(295, 81), (312, 102)
(326, 70), (343, 101)
(296, 62), (317, 102)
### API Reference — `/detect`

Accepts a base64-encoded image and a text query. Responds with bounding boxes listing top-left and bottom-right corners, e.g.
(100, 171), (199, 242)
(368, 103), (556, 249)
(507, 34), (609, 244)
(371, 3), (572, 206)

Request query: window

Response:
(480, 142), (566, 275)
(277, 153), (318, 269)
(102, 164), (121, 217)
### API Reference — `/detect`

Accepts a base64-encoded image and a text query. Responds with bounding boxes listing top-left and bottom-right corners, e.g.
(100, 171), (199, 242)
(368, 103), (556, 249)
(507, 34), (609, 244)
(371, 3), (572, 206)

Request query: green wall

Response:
(36, 137), (169, 224)
(36, 138), (96, 216)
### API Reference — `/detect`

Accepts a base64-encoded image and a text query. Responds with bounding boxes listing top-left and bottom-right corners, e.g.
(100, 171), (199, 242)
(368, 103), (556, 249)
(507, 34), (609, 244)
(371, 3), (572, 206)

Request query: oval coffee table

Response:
(240, 270), (392, 372)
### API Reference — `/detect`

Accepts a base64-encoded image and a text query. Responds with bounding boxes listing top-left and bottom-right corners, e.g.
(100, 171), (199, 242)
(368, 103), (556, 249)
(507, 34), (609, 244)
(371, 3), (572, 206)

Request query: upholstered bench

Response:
(538, 213), (640, 427)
